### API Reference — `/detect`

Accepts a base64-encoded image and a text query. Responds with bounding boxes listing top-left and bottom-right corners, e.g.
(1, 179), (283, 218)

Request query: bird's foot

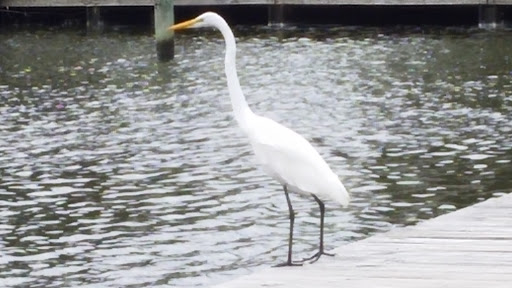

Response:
(302, 250), (335, 264)
(272, 260), (303, 268)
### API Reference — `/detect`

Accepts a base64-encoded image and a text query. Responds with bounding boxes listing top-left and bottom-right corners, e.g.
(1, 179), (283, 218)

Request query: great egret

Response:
(170, 12), (350, 266)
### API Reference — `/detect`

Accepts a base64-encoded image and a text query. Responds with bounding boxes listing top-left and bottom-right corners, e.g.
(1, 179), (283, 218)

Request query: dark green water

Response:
(0, 26), (511, 287)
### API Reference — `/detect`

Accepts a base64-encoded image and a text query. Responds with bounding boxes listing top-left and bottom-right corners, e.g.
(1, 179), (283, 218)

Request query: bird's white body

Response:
(178, 12), (350, 208)
(246, 114), (349, 207)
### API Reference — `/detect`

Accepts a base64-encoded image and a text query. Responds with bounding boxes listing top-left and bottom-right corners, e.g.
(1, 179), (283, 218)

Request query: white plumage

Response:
(171, 12), (350, 266)
(247, 115), (349, 207)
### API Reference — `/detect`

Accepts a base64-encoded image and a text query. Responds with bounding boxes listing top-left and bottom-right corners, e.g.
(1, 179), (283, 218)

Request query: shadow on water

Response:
(0, 25), (512, 287)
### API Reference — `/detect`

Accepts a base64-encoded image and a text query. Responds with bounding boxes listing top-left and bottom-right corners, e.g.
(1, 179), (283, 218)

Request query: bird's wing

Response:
(248, 116), (335, 195)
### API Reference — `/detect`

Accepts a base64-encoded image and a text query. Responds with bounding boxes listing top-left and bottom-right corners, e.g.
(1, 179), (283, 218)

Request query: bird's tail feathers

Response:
(336, 183), (350, 208)
(328, 175), (350, 208)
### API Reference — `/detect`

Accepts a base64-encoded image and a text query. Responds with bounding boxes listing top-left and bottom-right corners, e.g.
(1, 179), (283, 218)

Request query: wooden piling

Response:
(86, 6), (102, 33)
(154, 0), (174, 62)
(268, 4), (285, 26)
(479, 5), (504, 29)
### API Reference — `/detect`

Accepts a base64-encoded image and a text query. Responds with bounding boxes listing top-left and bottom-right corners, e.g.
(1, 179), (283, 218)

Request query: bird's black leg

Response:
(302, 195), (334, 263)
(273, 185), (302, 267)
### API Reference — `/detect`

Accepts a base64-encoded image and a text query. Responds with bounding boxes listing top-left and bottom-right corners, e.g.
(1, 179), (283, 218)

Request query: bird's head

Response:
(169, 12), (222, 31)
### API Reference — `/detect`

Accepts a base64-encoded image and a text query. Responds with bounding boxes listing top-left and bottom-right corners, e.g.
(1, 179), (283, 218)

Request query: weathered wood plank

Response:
(3, 0), (512, 7)
(0, 0), (273, 6)
(213, 193), (512, 287)
(0, 0), (152, 6)
(277, 0), (490, 4)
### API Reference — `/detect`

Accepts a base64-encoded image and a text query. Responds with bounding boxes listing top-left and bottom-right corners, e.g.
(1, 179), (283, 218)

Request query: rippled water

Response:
(1, 26), (512, 287)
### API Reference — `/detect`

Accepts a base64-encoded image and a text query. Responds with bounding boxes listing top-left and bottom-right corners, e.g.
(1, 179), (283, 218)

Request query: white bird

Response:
(170, 12), (350, 266)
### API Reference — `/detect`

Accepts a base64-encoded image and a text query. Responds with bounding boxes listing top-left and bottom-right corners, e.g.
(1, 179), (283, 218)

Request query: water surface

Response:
(1, 26), (512, 287)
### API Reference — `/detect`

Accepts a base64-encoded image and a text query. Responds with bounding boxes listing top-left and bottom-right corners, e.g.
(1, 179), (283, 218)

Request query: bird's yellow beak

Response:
(168, 18), (200, 31)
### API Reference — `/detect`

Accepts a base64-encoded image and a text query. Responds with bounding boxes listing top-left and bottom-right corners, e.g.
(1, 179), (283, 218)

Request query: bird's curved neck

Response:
(217, 18), (254, 133)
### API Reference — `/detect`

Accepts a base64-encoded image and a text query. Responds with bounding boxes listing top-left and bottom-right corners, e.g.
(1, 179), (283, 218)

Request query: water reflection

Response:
(0, 26), (511, 287)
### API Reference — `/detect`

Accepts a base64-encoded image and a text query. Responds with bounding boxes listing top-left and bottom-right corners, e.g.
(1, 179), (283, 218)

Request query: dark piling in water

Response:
(154, 0), (174, 62)
(86, 6), (102, 33)
(478, 5), (505, 29)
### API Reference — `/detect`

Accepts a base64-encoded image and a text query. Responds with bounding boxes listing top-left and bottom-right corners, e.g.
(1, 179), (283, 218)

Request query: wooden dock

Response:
(2, 0), (512, 28)
(213, 193), (512, 288)
(2, 0), (512, 6)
